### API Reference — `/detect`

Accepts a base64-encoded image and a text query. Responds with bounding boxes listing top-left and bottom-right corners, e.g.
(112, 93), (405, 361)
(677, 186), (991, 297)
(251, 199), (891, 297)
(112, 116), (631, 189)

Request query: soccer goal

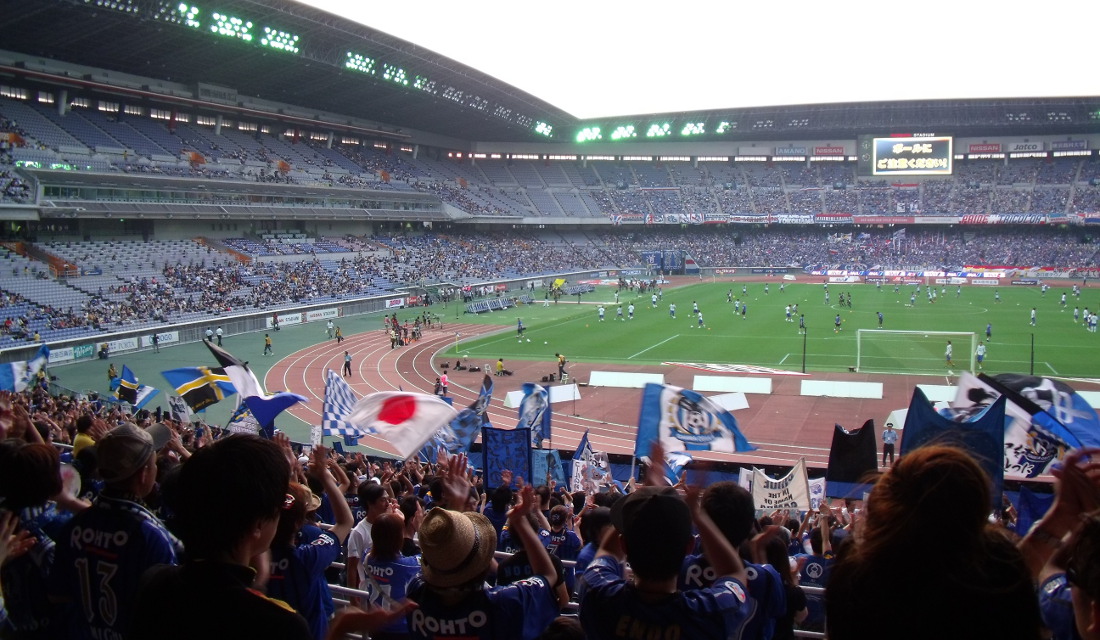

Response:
(856, 330), (976, 374)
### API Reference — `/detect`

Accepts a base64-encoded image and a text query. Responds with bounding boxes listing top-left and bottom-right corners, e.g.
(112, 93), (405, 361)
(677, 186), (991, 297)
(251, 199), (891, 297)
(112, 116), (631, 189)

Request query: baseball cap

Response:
(97, 422), (172, 482)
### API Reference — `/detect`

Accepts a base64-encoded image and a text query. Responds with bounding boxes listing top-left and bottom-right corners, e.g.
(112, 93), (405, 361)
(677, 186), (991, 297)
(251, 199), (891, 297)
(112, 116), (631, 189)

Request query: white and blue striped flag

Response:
(322, 368), (363, 437)
(0, 345), (50, 393)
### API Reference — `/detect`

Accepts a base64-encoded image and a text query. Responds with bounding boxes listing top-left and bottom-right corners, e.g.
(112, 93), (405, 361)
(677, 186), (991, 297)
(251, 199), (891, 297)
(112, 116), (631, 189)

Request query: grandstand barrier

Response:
(588, 371), (665, 388)
(502, 384), (581, 408)
(800, 379), (883, 399)
(692, 375), (773, 394)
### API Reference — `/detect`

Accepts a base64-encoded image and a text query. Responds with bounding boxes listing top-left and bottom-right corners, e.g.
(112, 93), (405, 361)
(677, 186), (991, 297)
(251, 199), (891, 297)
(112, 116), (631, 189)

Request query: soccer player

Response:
(651, 293), (658, 308)
(957, 286), (962, 297)
(785, 305), (792, 322)
(1030, 307), (1037, 327)
(764, 283), (769, 295)
(740, 304), (747, 320)
(799, 314), (806, 335)
(1074, 306), (1080, 323)
(617, 305), (625, 321)
(825, 291), (830, 305)
(877, 311), (884, 328)
(628, 303), (635, 320)
(910, 292), (916, 306)
(1061, 293), (1067, 309)
(834, 314), (842, 333)
(995, 290), (1001, 303)
(727, 290), (733, 303)
(945, 341), (954, 368)
(975, 342), (986, 370)
(598, 305), (605, 322)
(987, 323), (993, 341)
(263, 333), (273, 356)
(669, 303), (676, 319)
(697, 312), (705, 329)
(780, 282), (786, 293)
(693, 301), (700, 315)
(742, 284), (747, 295)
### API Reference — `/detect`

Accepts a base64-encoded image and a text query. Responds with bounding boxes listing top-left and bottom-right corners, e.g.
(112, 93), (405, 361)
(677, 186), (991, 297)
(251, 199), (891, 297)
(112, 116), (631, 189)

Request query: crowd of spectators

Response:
(0, 226), (1096, 343)
(2, 387), (1099, 640)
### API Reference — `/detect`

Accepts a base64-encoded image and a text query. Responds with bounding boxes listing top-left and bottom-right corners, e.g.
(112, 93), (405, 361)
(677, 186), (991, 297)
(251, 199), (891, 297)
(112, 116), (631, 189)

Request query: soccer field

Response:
(446, 281), (1100, 378)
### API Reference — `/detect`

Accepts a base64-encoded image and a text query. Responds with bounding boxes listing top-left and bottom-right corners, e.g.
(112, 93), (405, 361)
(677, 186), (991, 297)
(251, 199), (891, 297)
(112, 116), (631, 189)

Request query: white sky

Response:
(296, 0), (1096, 120)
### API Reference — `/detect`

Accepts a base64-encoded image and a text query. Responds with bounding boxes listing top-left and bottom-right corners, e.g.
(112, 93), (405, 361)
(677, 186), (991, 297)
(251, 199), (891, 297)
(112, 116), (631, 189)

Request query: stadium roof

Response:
(1, 0), (1098, 145)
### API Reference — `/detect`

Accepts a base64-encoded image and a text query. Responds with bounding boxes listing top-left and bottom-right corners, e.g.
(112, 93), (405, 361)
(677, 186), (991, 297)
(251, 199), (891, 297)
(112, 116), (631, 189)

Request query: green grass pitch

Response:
(446, 281), (1100, 379)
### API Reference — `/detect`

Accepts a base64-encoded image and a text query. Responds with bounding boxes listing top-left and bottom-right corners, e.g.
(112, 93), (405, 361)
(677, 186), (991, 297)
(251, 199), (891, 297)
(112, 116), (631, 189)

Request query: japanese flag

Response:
(347, 392), (459, 459)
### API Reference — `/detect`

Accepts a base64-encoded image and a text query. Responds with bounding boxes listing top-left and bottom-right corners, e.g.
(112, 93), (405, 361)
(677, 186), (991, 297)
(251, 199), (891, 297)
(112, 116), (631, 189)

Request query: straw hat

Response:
(419, 507), (497, 588)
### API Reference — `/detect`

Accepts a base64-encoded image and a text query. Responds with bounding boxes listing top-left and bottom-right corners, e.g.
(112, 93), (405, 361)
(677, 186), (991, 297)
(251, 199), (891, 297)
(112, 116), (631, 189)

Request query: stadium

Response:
(2, 1), (1100, 636)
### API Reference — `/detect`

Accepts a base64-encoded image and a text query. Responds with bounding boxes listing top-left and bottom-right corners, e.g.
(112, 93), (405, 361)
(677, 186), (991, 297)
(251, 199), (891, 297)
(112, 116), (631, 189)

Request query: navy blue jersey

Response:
(545, 529), (581, 591)
(2, 505), (62, 638)
(267, 529), (342, 640)
(578, 555), (754, 640)
(679, 554), (786, 640)
(364, 553), (421, 635)
(406, 574), (558, 640)
(497, 526), (550, 554)
(50, 493), (182, 640)
(794, 552), (833, 631)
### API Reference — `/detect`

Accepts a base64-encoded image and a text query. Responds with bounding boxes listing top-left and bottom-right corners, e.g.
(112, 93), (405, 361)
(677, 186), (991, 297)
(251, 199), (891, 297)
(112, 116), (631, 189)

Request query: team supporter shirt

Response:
(2, 505), (62, 639)
(482, 504), (508, 539)
(1038, 574), (1078, 640)
(574, 542), (599, 577)
(267, 528), (342, 640)
(364, 553), (422, 636)
(545, 529), (582, 591)
(679, 554), (787, 640)
(406, 574), (558, 640)
(794, 550), (833, 631)
(49, 493), (182, 640)
(496, 525), (550, 554)
(578, 555), (754, 640)
(347, 518), (374, 587)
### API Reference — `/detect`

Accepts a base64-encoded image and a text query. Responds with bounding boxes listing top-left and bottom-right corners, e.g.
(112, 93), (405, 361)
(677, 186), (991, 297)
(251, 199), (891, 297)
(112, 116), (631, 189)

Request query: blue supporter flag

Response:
(321, 369), (363, 438)
(161, 366), (236, 412)
(825, 419), (879, 499)
(225, 403), (262, 437)
(518, 382), (551, 448)
(531, 449), (567, 488)
(115, 365), (160, 410)
(418, 374), (495, 462)
(482, 426), (532, 490)
(634, 383), (755, 457)
(901, 386), (1006, 506)
(0, 345), (49, 393)
(204, 341), (307, 430)
(1012, 485), (1055, 537)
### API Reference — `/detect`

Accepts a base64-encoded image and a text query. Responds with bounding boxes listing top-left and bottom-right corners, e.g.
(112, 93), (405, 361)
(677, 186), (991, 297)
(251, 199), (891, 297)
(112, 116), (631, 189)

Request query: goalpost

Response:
(856, 329), (977, 374)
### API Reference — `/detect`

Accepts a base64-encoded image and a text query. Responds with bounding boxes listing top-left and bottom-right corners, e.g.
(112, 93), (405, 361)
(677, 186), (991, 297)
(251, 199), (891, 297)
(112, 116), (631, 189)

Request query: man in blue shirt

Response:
(578, 481), (754, 640)
(50, 423), (182, 640)
(408, 454), (559, 640)
(882, 423), (898, 467)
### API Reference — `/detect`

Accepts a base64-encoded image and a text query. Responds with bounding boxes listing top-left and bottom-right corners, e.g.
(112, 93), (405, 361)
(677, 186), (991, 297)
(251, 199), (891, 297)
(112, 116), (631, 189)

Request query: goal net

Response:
(856, 330), (976, 374)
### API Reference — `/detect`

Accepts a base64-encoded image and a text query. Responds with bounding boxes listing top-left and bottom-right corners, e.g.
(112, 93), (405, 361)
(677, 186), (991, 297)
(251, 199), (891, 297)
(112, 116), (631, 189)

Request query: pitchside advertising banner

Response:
(385, 299), (404, 309)
(267, 312), (303, 329)
(140, 331), (179, 348)
(306, 308), (340, 322)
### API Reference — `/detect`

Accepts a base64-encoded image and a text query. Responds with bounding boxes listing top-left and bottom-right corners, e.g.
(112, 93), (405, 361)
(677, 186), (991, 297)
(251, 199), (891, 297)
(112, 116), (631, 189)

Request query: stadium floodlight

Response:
(681, 122), (705, 136)
(576, 127), (602, 143)
(534, 122), (553, 137)
(716, 121), (735, 134)
(646, 123), (671, 138)
(382, 63), (409, 86)
(260, 26), (299, 54)
(610, 125), (635, 140)
(345, 52), (376, 75)
(211, 13), (252, 42)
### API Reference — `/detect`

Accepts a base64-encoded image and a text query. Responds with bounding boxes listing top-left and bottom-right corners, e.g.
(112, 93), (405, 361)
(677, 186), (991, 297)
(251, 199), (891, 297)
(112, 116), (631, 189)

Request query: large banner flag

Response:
(635, 383), (755, 457)
(116, 365), (160, 409)
(751, 458), (812, 510)
(421, 375), (495, 461)
(531, 449), (567, 488)
(902, 386), (1006, 506)
(225, 403), (262, 436)
(518, 383), (551, 448)
(639, 451), (694, 486)
(161, 366), (236, 412)
(0, 345), (49, 392)
(205, 341), (307, 429)
(825, 420), (879, 499)
(571, 430), (613, 493)
(322, 369), (362, 438)
(1012, 484), (1056, 537)
(167, 395), (192, 423)
(482, 426), (532, 490)
(952, 372), (1100, 479)
(346, 391), (458, 459)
